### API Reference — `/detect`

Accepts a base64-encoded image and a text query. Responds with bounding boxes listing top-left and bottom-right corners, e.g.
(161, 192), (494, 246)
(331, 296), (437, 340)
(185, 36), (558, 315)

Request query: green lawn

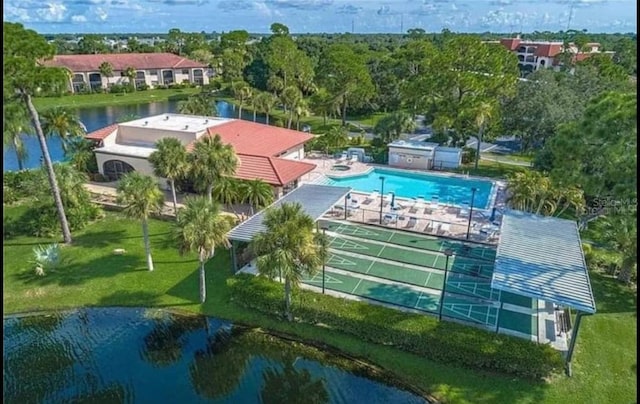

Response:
(454, 159), (529, 179)
(32, 88), (201, 111)
(3, 205), (636, 404)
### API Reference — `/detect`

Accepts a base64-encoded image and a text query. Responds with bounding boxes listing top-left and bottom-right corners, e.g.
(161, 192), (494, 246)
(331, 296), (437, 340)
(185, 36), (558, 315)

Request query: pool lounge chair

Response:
(404, 216), (417, 229)
(382, 213), (397, 225)
(362, 191), (379, 205)
(348, 155), (358, 165)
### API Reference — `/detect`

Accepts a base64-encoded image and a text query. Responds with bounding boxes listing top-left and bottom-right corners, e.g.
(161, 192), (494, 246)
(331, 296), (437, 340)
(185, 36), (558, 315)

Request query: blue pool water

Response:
(328, 168), (494, 209)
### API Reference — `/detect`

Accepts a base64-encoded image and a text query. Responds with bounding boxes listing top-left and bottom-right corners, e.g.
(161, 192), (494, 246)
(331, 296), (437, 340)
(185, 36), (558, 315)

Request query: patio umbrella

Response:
(490, 207), (496, 222)
(390, 192), (396, 209)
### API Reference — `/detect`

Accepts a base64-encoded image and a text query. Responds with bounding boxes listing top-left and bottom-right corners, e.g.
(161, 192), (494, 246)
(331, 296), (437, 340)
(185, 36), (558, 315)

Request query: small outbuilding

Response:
(388, 140), (462, 170)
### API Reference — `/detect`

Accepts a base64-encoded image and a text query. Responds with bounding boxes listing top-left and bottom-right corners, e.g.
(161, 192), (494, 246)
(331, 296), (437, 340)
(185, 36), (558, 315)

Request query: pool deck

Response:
(300, 157), (507, 243)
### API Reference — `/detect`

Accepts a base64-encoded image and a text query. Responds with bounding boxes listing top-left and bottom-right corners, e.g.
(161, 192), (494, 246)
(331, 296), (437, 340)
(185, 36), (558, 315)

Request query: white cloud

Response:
(71, 14), (87, 22)
(94, 6), (109, 20)
(35, 2), (67, 22)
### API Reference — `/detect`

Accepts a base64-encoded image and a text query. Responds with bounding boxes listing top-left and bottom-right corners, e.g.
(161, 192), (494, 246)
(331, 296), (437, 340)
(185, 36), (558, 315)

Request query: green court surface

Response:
(498, 309), (537, 335)
(302, 269), (440, 312)
(500, 292), (535, 309)
(308, 221), (537, 337)
(328, 235), (495, 278)
(321, 220), (497, 261)
(327, 252), (444, 290)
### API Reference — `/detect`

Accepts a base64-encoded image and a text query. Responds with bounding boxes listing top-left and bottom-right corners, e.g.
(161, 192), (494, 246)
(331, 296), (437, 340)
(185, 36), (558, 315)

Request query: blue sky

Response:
(4, 0), (637, 34)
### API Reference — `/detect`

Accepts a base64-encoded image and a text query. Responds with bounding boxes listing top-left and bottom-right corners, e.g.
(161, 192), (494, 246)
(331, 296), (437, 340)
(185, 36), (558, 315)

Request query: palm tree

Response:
(149, 138), (188, 215)
(232, 81), (252, 119)
(293, 99), (310, 131)
(473, 102), (495, 169)
(602, 214), (637, 283)
(309, 88), (337, 125)
(280, 86), (302, 129)
(254, 92), (277, 125)
(373, 111), (416, 143)
(321, 126), (350, 156)
(3, 101), (31, 170)
(98, 61), (113, 91)
(67, 138), (98, 174)
(189, 134), (238, 202)
(555, 186), (585, 218)
(40, 107), (87, 154)
(212, 176), (241, 216)
(124, 66), (137, 91)
(116, 172), (164, 271)
(175, 196), (231, 303)
(178, 93), (217, 116)
(5, 22), (73, 244)
(250, 203), (323, 321)
(239, 179), (274, 215)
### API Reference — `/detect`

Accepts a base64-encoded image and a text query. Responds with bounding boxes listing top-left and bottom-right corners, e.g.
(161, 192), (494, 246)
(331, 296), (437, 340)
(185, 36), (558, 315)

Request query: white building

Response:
(388, 140), (462, 170)
(85, 114), (316, 198)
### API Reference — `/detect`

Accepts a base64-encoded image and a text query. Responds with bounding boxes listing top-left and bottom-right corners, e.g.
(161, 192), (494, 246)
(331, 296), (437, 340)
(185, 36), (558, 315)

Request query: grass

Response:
(482, 152), (535, 165)
(32, 88), (201, 111)
(3, 205), (637, 404)
(454, 159), (529, 179)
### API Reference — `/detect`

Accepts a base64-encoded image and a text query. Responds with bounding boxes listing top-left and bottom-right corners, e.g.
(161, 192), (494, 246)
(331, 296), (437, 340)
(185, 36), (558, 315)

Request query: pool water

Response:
(328, 168), (494, 209)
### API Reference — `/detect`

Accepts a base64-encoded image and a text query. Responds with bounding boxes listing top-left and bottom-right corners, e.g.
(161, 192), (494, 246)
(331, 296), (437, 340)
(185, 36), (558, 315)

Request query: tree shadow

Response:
(12, 254), (143, 287)
(96, 290), (162, 307)
(72, 229), (172, 250)
(165, 264), (199, 302)
(588, 270), (637, 314)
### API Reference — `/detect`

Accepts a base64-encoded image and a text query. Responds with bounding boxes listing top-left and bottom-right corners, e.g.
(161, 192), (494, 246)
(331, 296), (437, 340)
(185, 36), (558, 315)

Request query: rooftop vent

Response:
(204, 119), (209, 124)
(184, 125), (189, 130)
(164, 116), (170, 121)
(143, 121), (148, 126)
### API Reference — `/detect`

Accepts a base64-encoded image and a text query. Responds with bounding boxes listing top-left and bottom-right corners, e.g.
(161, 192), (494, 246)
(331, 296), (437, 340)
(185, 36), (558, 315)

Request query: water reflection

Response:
(3, 308), (428, 404)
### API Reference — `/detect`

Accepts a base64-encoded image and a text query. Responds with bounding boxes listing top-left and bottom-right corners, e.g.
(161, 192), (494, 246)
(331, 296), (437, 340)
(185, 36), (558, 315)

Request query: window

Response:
(148, 70), (158, 76)
(103, 160), (135, 181)
(181, 69), (189, 75)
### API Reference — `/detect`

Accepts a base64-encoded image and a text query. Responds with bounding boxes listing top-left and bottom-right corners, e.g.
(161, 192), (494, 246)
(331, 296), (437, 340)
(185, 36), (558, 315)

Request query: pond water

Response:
(3, 307), (429, 404)
(3, 99), (265, 172)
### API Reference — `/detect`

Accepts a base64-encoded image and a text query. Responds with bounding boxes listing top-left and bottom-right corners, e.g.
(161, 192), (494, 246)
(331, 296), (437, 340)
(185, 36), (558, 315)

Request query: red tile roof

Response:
(499, 38), (521, 51)
(205, 120), (313, 157)
(235, 154), (316, 186)
(534, 44), (563, 57)
(85, 124), (118, 140)
(45, 53), (206, 72)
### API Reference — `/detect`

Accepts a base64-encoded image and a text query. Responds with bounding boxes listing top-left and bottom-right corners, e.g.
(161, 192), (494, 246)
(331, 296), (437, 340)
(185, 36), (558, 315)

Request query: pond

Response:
(3, 99), (265, 172)
(3, 308), (430, 404)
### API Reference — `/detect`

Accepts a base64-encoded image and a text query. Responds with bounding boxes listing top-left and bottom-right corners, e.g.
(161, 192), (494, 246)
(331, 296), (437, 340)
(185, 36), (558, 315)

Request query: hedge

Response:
(228, 274), (564, 380)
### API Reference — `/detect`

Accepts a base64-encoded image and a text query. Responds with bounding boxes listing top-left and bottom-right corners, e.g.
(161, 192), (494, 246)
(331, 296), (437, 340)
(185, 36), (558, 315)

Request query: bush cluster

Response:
(3, 170), (41, 204)
(228, 274), (564, 380)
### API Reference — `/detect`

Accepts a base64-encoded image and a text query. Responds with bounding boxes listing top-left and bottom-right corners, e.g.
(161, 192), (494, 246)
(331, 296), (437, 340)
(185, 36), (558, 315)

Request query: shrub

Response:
(3, 170), (40, 203)
(229, 274), (564, 380)
(462, 147), (477, 164)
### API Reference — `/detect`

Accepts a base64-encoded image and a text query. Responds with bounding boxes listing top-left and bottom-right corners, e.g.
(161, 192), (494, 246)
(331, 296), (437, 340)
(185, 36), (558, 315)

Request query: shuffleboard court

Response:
(327, 252), (445, 290)
(302, 269), (440, 312)
(328, 235), (494, 278)
(322, 220), (497, 261)
(308, 221), (537, 338)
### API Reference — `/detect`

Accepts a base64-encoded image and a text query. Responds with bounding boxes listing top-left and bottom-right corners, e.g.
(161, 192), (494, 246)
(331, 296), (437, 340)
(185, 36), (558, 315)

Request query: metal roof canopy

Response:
(492, 210), (596, 314)
(228, 184), (352, 242)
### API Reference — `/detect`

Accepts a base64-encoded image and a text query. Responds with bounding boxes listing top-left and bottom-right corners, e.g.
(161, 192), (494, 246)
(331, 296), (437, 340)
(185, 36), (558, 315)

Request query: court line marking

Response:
(414, 291), (424, 309)
(424, 271), (433, 288)
(351, 278), (364, 295)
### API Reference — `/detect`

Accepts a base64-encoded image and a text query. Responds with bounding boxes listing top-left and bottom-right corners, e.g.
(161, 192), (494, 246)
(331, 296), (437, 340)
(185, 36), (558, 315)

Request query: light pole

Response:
(438, 249), (454, 321)
(320, 226), (329, 294)
(378, 176), (386, 224)
(466, 187), (477, 240)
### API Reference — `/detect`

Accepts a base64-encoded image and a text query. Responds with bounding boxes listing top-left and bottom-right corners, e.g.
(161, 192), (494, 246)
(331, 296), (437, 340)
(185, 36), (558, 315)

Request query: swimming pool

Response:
(327, 168), (494, 209)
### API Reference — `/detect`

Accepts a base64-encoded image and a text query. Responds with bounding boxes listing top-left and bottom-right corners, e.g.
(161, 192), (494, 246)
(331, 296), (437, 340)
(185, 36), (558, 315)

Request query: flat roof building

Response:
(86, 114), (317, 198)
